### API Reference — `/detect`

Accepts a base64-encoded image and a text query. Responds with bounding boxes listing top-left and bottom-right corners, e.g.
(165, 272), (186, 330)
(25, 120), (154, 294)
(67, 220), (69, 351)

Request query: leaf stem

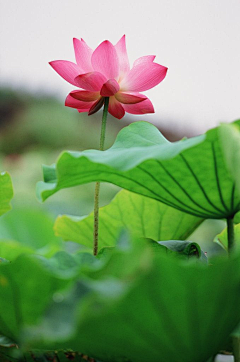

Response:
(227, 216), (235, 253)
(93, 97), (109, 256)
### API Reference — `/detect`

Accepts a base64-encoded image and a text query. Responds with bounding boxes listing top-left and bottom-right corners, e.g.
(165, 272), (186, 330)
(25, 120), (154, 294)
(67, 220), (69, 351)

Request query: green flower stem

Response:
(93, 97), (109, 256)
(227, 216), (235, 253)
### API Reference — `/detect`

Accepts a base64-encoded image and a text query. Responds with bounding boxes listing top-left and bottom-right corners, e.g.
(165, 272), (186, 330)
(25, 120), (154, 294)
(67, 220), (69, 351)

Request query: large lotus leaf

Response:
(235, 212), (240, 224)
(0, 172), (13, 217)
(0, 253), (79, 343)
(54, 189), (202, 250)
(22, 241), (240, 362)
(0, 207), (62, 257)
(37, 121), (240, 219)
(214, 223), (240, 251)
(0, 240), (34, 261)
(219, 122), (240, 198)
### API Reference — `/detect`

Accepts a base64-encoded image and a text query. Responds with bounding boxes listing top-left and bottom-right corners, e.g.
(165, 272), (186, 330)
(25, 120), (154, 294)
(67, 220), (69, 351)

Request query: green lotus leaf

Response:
(96, 238), (205, 267)
(0, 240), (34, 261)
(0, 172), (13, 217)
(22, 241), (240, 362)
(219, 121), (240, 198)
(37, 121), (240, 219)
(0, 254), (76, 343)
(54, 189), (202, 250)
(158, 239), (207, 262)
(0, 207), (62, 258)
(214, 223), (240, 251)
(234, 211), (240, 224)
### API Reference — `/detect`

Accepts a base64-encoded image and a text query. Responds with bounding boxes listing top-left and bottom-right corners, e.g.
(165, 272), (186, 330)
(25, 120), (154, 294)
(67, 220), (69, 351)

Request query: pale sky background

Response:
(0, 0), (239, 134)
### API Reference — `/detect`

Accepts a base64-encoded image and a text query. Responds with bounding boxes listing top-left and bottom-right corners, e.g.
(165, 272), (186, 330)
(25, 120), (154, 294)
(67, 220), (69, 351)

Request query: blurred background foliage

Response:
(0, 86), (124, 153)
(0, 86), (124, 216)
(0, 86), (226, 257)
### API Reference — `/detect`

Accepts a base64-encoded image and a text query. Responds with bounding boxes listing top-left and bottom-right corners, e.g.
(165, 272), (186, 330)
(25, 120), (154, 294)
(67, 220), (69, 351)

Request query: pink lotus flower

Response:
(49, 36), (168, 119)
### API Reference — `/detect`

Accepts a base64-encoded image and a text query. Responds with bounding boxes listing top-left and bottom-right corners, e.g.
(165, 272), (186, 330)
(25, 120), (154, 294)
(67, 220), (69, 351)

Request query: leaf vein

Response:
(137, 165), (216, 218)
(211, 142), (229, 213)
(156, 160), (220, 216)
(180, 154), (223, 214)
